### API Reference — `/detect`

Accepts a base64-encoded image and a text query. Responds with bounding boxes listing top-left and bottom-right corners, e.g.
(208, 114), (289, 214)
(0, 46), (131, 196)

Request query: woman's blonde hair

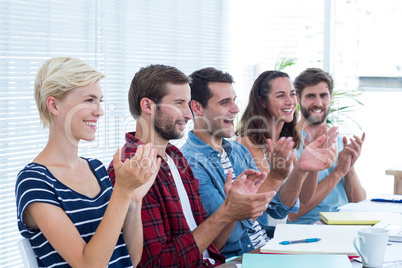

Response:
(34, 57), (105, 128)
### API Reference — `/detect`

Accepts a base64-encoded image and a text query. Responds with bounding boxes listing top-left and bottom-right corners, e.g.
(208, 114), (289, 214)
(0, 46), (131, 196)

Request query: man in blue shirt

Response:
(288, 68), (366, 224)
(181, 67), (302, 258)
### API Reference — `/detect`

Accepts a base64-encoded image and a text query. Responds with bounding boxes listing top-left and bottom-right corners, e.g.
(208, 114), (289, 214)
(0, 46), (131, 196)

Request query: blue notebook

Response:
(242, 254), (352, 268)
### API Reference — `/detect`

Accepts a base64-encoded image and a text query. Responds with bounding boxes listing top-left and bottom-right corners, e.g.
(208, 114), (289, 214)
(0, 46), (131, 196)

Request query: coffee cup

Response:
(353, 227), (389, 267)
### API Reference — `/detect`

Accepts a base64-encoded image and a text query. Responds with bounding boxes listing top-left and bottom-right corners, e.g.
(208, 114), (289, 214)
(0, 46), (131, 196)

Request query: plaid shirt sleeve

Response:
(108, 134), (225, 267)
(139, 183), (205, 268)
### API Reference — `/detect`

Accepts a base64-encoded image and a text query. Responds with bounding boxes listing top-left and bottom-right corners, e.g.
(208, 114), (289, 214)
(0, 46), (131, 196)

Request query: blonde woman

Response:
(15, 57), (160, 267)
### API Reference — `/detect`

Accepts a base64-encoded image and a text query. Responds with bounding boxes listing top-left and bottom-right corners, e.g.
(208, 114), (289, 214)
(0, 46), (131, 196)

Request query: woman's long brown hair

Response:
(236, 70), (301, 149)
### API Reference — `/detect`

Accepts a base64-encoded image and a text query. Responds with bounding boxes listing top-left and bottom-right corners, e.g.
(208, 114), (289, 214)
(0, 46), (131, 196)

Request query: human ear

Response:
(46, 96), (59, 115)
(190, 100), (203, 116)
(259, 96), (267, 109)
(140, 98), (154, 115)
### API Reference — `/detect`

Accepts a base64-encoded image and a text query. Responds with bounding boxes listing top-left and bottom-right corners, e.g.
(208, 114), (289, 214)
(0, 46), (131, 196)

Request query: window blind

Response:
(0, 0), (229, 266)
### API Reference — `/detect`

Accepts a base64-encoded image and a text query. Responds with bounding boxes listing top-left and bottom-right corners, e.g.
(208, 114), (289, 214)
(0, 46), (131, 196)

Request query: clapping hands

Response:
(113, 143), (161, 202)
(299, 126), (338, 172)
(223, 169), (276, 222)
(335, 133), (365, 176)
(265, 137), (295, 181)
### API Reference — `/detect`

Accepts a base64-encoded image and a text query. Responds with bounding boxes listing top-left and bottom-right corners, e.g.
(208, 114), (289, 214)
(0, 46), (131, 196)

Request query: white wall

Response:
(347, 90), (402, 198)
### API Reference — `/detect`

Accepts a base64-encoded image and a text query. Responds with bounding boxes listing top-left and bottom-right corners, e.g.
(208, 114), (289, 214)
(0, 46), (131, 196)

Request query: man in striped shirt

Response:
(181, 67), (300, 258)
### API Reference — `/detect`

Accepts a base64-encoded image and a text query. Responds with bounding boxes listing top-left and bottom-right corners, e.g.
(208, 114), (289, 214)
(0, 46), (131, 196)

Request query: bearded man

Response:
(288, 68), (367, 224)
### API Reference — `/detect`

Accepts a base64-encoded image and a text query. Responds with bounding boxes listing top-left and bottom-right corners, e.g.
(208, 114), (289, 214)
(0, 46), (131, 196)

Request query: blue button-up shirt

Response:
(181, 131), (299, 258)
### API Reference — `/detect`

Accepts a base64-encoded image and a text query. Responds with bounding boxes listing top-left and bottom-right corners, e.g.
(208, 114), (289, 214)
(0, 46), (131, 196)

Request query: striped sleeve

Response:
(15, 164), (60, 234)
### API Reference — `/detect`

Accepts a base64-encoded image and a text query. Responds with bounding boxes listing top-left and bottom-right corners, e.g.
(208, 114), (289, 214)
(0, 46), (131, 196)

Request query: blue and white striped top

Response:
(15, 158), (133, 268)
(220, 149), (269, 248)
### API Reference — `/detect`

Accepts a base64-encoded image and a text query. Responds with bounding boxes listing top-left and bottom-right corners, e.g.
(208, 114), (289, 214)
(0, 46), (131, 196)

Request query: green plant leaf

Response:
(274, 53), (297, 71)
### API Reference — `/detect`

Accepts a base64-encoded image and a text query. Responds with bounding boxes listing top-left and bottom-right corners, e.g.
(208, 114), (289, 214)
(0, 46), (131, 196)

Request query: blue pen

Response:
(279, 238), (321, 245)
(371, 198), (402, 203)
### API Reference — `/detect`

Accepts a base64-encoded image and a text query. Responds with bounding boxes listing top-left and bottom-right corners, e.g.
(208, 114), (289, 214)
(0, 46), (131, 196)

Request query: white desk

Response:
(341, 196), (402, 267)
(222, 197), (402, 268)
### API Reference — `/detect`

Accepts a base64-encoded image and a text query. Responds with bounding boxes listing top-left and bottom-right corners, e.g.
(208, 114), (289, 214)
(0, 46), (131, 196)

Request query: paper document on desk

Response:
(375, 219), (402, 242)
(339, 195), (402, 213)
(242, 254), (351, 268)
(260, 224), (361, 256)
(384, 242), (402, 263)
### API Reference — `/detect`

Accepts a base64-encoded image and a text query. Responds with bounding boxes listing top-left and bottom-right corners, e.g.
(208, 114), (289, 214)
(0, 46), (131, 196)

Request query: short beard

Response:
(153, 108), (184, 141)
(300, 105), (328, 125)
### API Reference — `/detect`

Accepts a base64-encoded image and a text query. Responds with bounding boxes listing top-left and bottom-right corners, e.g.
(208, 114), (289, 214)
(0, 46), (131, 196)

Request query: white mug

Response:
(353, 227), (389, 267)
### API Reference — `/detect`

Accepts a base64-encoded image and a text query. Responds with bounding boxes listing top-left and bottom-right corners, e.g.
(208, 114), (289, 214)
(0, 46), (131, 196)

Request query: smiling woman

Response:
(15, 57), (161, 267)
(236, 70), (300, 149)
(53, 83), (104, 145)
(1, 1), (231, 266)
(235, 69), (338, 221)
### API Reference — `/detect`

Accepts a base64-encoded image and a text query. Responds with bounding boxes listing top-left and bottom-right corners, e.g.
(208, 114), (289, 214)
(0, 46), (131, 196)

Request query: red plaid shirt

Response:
(108, 132), (226, 268)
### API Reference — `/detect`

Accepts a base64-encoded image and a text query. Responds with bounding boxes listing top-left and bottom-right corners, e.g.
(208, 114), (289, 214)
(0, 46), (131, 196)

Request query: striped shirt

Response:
(220, 149), (269, 248)
(15, 158), (133, 268)
(220, 149), (236, 178)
